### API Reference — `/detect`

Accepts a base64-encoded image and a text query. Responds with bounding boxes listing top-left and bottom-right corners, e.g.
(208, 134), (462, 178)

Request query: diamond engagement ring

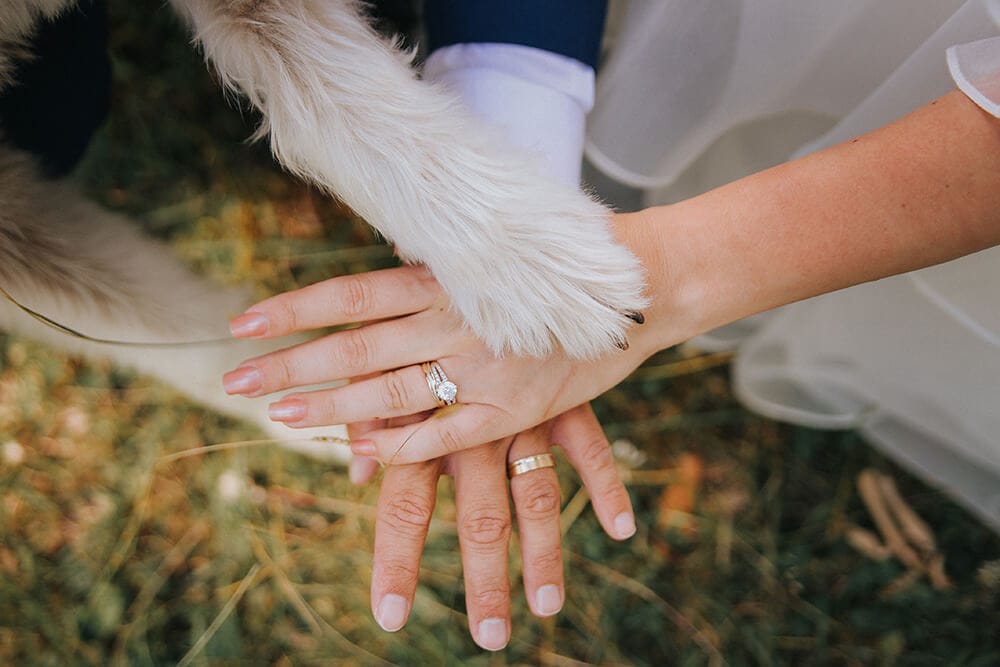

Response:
(421, 361), (458, 407)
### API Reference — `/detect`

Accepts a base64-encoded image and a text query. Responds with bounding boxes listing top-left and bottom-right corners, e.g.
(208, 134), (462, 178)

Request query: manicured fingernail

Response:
(535, 585), (563, 617)
(268, 399), (306, 422)
(223, 365), (261, 395)
(614, 512), (637, 539)
(229, 312), (269, 338)
(477, 618), (509, 651)
(351, 440), (377, 457)
(375, 594), (409, 632)
(625, 310), (645, 325)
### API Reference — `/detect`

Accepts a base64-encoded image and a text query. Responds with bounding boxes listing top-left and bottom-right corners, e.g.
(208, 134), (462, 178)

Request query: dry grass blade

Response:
(248, 531), (393, 665)
(857, 469), (922, 571)
(101, 459), (158, 580)
(155, 437), (350, 465)
(617, 468), (680, 485)
(628, 352), (734, 382)
(559, 486), (591, 537)
(175, 563), (265, 667)
(170, 239), (394, 264)
(845, 525), (893, 561)
(876, 473), (937, 555)
(568, 552), (724, 665)
(539, 648), (598, 666)
(854, 469), (956, 592)
(111, 521), (211, 663)
(0, 283), (234, 348)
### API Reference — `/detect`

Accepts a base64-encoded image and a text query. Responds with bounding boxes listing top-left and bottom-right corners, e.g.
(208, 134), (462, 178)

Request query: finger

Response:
(229, 265), (442, 338)
(266, 365), (442, 427)
(349, 456), (380, 486)
(507, 428), (564, 618)
(451, 443), (513, 651)
(348, 413), (422, 486)
(350, 403), (513, 464)
(371, 457), (442, 632)
(224, 310), (459, 397)
(346, 383), (388, 486)
(348, 417), (386, 440)
(348, 422), (383, 486)
(551, 404), (636, 540)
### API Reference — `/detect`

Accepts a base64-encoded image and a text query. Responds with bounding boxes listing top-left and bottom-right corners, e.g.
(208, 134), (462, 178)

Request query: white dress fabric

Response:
(586, 0), (1000, 530)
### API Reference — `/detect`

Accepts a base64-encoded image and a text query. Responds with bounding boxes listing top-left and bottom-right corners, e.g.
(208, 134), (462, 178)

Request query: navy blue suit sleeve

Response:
(0, 0), (111, 178)
(424, 0), (608, 70)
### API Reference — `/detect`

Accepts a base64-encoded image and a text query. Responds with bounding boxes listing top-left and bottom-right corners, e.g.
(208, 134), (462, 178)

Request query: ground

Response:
(0, 2), (998, 665)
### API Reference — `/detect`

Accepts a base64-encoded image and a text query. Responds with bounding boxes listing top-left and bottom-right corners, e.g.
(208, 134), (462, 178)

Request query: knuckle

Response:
(580, 438), (616, 475)
(597, 481), (629, 510)
(460, 506), (511, 548)
(468, 586), (510, 614)
(528, 549), (563, 575)
(514, 476), (561, 521)
(335, 328), (374, 375)
(340, 274), (375, 319)
(268, 354), (296, 389)
(272, 298), (300, 333)
(381, 492), (433, 532)
(437, 423), (467, 455)
(465, 440), (508, 466)
(377, 558), (420, 585)
(379, 371), (412, 412)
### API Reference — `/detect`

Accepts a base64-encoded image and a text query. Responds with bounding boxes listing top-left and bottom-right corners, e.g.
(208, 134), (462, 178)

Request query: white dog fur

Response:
(0, 0), (647, 456)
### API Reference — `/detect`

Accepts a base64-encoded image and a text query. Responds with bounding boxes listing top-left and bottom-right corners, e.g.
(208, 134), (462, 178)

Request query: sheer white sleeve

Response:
(948, 35), (1000, 117)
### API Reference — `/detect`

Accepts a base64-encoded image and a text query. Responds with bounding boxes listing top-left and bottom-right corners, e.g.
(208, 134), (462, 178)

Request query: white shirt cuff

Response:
(424, 43), (595, 186)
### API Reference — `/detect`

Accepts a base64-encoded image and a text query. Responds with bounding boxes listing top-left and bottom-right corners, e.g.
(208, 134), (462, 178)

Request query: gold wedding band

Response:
(508, 453), (555, 478)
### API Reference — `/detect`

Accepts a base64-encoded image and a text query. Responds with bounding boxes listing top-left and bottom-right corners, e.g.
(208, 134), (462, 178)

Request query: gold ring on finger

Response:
(508, 453), (556, 479)
(421, 361), (458, 407)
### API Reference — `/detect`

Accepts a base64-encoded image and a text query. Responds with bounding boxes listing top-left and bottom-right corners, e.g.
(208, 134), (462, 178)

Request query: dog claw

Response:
(623, 310), (645, 325)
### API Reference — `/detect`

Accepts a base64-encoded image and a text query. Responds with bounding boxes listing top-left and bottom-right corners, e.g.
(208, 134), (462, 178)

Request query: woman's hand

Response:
(226, 91), (1000, 467)
(365, 403), (634, 651)
(223, 259), (656, 465)
(222, 249), (647, 648)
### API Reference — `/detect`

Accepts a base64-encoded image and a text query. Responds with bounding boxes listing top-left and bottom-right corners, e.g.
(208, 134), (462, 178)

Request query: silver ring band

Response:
(508, 453), (556, 478)
(421, 361), (458, 407)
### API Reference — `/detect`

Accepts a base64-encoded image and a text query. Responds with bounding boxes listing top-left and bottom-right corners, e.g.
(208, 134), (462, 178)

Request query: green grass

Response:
(1, 2), (998, 664)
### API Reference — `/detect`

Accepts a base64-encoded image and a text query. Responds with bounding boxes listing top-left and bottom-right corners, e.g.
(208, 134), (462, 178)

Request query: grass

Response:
(1, 2), (999, 664)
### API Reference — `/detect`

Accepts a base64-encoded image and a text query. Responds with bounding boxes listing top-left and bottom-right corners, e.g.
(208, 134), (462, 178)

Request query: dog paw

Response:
(399, 184), (649, 359)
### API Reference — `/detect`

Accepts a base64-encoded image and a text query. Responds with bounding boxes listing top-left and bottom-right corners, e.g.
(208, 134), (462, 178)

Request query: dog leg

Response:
(170, 0), (648, 359)
(0, 147), (349, 461)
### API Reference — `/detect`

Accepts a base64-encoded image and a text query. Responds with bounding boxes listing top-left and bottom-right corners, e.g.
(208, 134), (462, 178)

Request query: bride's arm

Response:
(229, 91), (1000, 463)
(629, 89), (1000, 360)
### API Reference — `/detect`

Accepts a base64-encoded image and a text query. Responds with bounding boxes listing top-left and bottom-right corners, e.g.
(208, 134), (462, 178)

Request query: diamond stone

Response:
(436, 381), (458, 403)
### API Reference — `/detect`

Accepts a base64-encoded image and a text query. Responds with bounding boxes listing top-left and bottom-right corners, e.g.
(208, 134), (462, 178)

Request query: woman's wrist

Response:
(610, 207), (707, 361)
(611, 90), (1000, 368)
